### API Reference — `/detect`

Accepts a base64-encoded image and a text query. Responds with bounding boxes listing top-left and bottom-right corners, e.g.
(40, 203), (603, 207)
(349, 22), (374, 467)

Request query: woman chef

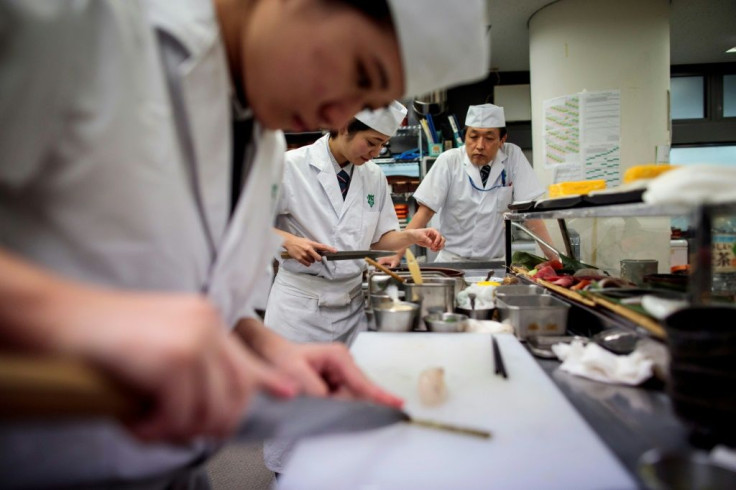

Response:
(265, 101), (444, 346)
(263, 101), (443, 474)
(0, 0), (487, 488)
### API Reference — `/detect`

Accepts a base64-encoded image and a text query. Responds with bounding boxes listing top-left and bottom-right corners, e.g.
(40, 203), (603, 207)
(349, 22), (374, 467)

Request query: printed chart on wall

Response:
(543, 90), (621, 187)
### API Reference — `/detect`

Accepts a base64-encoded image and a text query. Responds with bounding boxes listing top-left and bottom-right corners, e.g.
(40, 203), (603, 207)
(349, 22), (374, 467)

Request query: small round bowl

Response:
(373, 301), (419, 332)
(424, 312), (469, 333)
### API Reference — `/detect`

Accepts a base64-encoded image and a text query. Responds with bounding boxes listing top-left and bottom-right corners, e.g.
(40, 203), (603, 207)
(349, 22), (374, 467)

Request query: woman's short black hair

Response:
(329, 118), (373, 139)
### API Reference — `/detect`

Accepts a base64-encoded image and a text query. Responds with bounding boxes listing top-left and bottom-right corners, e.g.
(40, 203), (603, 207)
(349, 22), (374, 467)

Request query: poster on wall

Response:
(544, 90), (621, 187)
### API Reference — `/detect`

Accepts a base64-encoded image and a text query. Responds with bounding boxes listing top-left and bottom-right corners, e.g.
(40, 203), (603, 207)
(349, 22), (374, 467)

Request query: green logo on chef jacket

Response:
(367, 194), (375, 208)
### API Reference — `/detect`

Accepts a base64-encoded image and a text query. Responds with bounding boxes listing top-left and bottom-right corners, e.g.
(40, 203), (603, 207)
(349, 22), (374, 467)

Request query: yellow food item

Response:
(623, 164), (677, 183)
(405, 248), (423, 285)
(476, 281), (501, 287)
(548, 179), (606, 198)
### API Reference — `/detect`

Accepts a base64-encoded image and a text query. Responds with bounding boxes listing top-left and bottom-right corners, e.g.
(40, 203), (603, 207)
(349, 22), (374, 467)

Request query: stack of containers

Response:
(395, 203), (409, 230)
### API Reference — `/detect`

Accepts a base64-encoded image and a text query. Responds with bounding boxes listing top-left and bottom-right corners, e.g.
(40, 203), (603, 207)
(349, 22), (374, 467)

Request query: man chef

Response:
(386, 103), (555, 263)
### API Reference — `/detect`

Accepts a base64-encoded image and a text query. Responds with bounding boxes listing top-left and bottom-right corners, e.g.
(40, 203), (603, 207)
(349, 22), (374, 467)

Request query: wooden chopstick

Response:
(492, 336), (508, 379)
(408, 417), (492, 439)
(364, 257), (405, 283)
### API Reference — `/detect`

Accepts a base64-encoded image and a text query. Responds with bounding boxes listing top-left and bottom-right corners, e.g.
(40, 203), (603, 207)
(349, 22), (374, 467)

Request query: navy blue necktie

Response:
(480, 165), (491, 187)
(337, 169), (351, 200)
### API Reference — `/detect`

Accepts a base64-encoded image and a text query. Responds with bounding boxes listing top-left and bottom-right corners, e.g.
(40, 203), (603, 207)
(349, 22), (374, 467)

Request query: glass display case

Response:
(503, 200), (736, 338)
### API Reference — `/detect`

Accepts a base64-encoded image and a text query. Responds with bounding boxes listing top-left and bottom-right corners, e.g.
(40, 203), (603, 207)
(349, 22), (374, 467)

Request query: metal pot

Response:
(391, 266), (467, 296)
(404, 278), (456, 330)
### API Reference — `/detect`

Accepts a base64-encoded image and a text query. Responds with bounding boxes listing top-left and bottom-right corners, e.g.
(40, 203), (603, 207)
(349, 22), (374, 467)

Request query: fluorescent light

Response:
(727, 47), (736, 53)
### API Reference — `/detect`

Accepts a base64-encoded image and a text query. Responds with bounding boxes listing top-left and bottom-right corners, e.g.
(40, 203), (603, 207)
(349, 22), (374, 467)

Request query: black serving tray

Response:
(508, 200), (536, 211)
(584, 188), (645, 206)
(534, 195), (584, 210)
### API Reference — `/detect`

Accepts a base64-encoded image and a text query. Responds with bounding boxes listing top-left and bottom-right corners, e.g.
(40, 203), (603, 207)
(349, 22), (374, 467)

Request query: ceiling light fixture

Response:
(727, 47), (736, 54)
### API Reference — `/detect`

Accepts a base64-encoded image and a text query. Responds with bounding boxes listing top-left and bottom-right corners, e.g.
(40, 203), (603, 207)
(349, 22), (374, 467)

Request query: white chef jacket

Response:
(264, 134), (399, 345)
(0, 0), (284, 487)
(413, 143), (543, 260)
(263, 134), (398, 473)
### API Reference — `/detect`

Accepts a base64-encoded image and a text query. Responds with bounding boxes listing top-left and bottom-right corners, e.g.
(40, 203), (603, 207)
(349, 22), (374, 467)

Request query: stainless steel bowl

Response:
(373, 301), (419, 332)
(423, 312), (469, 333)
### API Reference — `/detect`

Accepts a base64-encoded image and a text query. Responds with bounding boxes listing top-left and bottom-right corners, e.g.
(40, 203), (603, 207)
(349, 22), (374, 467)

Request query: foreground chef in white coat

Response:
(387, 104), (554, 263)
(265, 101), (443, 346)
(0, 0), (489, 488)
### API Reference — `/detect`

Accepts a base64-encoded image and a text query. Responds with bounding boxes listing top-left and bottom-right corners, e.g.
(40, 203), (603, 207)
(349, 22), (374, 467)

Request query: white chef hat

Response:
(355, 100), (408, 137)
(386, 0), (490, 97)
(465, 104), (506, 128)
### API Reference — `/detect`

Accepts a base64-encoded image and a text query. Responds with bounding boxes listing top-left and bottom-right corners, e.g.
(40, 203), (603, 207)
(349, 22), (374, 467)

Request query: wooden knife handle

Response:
(364, 257), (405, 284)
(0, 356), (147, 421)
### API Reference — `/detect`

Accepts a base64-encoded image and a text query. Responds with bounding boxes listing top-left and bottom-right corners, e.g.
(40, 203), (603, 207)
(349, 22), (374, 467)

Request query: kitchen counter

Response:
(535, 358), (691, 485)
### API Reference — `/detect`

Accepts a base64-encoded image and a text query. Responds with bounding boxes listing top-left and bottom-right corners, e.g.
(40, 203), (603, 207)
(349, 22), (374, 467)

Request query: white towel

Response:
(643, 165), (736, 206)
(552, 340), (654, 385)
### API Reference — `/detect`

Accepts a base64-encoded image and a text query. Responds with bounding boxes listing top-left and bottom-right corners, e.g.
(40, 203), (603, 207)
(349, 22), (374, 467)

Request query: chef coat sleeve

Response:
(412, 151), (452, 213)
(370, 171), (400, 244)
(506, 144), (544, 201)
(0, 3), (79, 188)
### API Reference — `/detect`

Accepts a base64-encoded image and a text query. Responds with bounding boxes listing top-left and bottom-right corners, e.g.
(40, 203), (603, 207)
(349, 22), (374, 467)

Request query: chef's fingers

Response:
(287, 363), (330, 397)
(311, 241), (338, 254)
(377, 254), (401, 268)
(128, 354), (198, 442)
(317, 344), (404, 408)
(305, 246), (323, 264)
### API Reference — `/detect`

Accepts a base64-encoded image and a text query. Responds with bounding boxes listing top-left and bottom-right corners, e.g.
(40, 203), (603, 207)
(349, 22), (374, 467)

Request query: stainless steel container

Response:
(494, 284), (549, 301)
(496, 295), (570, 339)
(404, 278), (456, 330)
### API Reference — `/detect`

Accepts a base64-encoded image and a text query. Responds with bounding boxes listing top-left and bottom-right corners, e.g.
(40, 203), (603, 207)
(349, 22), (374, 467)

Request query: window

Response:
(671, 76), (705, 119)
(724, 74), (736, 118)
(670, 145), (736, 166)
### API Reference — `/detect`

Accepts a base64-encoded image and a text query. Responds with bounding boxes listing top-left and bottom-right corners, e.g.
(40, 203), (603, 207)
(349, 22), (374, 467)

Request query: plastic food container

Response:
(548, 179), (606, 198)
(496, 295), (570, 340)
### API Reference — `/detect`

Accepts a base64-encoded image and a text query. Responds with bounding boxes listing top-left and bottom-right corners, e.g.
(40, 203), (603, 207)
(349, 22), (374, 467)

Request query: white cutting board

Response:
(280, 333), (636, 490)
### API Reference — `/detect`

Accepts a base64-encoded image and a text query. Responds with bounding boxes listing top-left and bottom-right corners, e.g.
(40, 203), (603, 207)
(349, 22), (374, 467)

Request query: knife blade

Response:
(237, 394), (408, 442)
(0, 357), (490, 442)
(280, 250), (395, 261)
(0, 357), (408, 441)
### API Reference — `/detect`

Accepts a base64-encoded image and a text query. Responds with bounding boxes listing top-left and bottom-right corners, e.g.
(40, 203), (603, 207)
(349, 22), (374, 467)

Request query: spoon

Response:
(592, 328), (639, 355)
(469, 293), (476, 311)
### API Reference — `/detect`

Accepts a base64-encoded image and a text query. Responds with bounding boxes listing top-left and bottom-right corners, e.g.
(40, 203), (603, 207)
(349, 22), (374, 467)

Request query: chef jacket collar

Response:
(326, 137), (354, 176)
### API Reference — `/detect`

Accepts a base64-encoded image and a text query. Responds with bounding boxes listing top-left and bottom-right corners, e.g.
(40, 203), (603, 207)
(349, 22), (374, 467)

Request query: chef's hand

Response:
(265, 342), (404, 408)
(235, 319), (402, 407)
(408, 228), (445, 252)
(283, 235), (337, 266)
(51, 287), (297, 443)
(377, 250), (404, 268)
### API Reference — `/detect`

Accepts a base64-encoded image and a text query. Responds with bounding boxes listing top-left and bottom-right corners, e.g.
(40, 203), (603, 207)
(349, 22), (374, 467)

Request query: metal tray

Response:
(508, 200), (536, 211)
(584, 189), (645, 206)
(534, 195), (584, 210)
